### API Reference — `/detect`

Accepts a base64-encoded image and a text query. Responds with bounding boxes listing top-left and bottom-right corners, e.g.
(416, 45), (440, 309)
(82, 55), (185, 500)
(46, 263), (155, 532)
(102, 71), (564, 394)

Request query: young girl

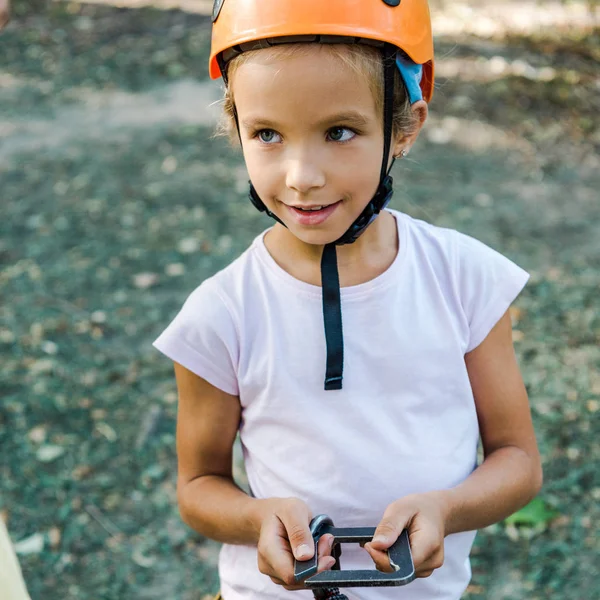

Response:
(153, 1), (542, 598)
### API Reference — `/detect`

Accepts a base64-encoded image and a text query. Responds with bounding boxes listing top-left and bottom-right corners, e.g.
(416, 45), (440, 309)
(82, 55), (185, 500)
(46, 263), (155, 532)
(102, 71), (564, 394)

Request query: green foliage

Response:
(505, 498), (559, 528)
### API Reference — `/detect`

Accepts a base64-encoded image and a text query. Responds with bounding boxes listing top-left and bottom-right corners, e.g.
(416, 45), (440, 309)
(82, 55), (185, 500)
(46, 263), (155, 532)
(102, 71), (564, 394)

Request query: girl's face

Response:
(231, 45), (388, 246)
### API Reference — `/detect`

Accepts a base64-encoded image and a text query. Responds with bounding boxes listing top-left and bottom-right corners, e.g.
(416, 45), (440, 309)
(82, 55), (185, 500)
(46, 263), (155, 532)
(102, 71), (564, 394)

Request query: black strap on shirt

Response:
(321, 243), (344, 390)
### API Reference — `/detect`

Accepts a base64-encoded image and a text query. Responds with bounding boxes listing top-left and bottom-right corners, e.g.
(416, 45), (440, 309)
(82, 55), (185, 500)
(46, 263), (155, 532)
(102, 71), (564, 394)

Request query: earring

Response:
(394, 149), (408, 159)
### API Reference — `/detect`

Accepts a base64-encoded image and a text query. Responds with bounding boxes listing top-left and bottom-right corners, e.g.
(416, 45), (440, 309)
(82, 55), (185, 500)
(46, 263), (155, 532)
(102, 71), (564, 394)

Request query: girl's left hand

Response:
(363, 492), (449, 578)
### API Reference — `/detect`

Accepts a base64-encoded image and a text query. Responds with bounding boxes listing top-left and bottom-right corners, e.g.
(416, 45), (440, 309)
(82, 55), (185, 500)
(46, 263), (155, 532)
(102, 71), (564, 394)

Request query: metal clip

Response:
(294, 514), (416, 588)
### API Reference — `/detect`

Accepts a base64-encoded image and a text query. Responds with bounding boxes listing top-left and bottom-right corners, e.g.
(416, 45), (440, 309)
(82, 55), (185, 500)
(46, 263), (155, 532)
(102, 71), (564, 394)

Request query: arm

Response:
(174, 360), (265, 544)
(441, 308), (543, 533)
(174, 362), (335, 588)
(366, 310), (542, 575)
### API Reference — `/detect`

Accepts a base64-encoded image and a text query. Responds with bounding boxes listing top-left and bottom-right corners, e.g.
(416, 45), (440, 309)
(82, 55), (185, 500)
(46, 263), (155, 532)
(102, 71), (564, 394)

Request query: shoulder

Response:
(393, 210), (525, 278)
(393, 210), (460, 278)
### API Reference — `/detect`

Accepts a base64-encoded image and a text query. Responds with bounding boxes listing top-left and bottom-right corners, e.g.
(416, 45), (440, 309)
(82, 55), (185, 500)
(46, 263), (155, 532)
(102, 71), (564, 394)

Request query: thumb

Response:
(370, 516), (409, 551)
(279, 504), (314, 561)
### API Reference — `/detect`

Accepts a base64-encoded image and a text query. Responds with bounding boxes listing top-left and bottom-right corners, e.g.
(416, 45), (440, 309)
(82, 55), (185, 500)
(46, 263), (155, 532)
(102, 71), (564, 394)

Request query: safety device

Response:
(209, 0), (434, 102)
(209, 0), (434, 393)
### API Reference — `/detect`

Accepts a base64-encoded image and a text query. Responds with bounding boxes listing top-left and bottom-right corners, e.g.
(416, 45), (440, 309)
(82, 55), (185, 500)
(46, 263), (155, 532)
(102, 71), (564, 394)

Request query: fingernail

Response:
(328, 537), (334, 549)
(372, 535), (389, 545)
(296, 544), (311, 559)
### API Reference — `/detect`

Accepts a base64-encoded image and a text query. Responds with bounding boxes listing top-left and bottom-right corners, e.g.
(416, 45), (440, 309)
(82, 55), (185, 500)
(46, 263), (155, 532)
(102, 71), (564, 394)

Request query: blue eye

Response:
(257, 129), (281, 144)
(327, 127), (356, 142)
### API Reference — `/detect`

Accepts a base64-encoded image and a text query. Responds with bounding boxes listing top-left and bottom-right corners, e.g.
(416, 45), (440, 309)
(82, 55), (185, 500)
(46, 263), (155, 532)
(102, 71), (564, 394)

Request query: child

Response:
(153, 1), (542, 598)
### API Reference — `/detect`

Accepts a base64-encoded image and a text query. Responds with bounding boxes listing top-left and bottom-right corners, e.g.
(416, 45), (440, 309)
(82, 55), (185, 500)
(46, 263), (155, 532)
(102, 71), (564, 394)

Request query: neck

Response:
(264, 210), (398, 287)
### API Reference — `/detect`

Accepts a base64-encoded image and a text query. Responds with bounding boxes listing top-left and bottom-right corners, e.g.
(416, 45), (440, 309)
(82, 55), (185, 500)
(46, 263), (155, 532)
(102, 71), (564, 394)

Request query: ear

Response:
(392, 100), (428, 158)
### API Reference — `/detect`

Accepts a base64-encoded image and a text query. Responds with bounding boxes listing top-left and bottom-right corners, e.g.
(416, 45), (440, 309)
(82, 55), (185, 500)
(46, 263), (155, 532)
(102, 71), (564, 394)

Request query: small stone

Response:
(164, 391), (177, 404)
(92, 409), (107, 420)
(41, 341), (58, 355)
(161, 156), (178, 174)
(512, 330), (524, 342)
(36, 445), (65, 463)
(29, 359), (54, 375)
(30, 322), (44, 342)
(166, 263), (186, 277)
(505, 524), (519, 542)
(587, 400), (599, 413)
(91, 311), (107, 324)
(15, 533), (44, 555)
(95, 422), (117, 442)
(427, 127), (452, 145)
(75, 320), (91, 334)
(552, 515), (571, 528)
(0, 329), (15, 344)
(72, 465), (92, 481)
(133, 272), (159, 289)
(218, 235), (233, 253)
(489, 56), (507, 75)
(132, 547), (156, 568)
(474, 193), (493, 207)
(178, 237), (199, 254)
(48, 527), (61, 549)
(28, 425), (48, 444)
(78, 397), (93, 409)
(580, 516), (592, 528)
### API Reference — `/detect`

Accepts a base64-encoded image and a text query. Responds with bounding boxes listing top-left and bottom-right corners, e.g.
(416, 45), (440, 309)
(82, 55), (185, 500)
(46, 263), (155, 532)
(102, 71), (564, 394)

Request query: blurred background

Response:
(1, 1), (598, 598)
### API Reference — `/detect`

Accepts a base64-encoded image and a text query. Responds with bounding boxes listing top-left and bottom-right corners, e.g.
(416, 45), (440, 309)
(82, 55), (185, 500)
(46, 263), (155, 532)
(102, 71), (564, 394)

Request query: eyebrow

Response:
(242, 111), (371, 131)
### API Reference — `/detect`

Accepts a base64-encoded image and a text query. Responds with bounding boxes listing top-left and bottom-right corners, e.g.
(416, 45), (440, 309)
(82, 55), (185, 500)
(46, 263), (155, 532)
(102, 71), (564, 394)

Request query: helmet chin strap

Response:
(242, 43), (398, 391)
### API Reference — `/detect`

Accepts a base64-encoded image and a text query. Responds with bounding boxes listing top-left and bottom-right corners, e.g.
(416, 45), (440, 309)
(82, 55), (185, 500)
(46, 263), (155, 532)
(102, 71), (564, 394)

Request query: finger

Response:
(363, 543), (395, 573)
(414, 546), (444, 577)
(278, 505), (314, 561)
(417, 569), (434, 578)
(269, 576), (305, 591)
(370, 513), (411, 551)
(317, 555), (336, 573)
(317, 533), (334, 560)
(409, 527), (444, 571)
(257, 515), (297, 586)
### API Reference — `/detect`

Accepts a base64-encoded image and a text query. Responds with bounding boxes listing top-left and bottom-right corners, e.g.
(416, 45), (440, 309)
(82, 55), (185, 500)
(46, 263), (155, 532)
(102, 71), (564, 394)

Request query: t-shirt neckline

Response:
(253, 209), (408, 299)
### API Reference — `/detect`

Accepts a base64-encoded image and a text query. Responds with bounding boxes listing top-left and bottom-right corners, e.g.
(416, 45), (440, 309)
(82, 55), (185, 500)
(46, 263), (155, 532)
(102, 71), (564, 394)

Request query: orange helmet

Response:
(209, 0), (434, 102)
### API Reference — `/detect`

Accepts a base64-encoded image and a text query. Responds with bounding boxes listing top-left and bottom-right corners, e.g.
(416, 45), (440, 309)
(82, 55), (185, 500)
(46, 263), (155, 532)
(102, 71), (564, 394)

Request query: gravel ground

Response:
(1, 2), (598, 599)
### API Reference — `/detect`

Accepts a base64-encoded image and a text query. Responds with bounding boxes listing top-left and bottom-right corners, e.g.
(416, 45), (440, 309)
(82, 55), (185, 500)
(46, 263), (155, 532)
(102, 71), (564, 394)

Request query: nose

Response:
(285, 154), (326, 195)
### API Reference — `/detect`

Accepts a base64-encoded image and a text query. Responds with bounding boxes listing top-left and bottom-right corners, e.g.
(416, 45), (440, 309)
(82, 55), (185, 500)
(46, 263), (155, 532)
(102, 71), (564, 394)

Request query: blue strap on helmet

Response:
(396, 53), (423, 104)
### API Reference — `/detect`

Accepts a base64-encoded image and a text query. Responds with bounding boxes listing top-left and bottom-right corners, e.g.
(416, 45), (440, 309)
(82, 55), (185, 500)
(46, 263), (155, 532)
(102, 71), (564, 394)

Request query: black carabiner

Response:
(294, 514), (416, 598)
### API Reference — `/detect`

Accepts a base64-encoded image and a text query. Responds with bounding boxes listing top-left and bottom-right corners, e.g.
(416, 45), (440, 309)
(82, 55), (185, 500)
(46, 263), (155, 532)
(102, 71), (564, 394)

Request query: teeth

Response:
(298, 206), (324, 211)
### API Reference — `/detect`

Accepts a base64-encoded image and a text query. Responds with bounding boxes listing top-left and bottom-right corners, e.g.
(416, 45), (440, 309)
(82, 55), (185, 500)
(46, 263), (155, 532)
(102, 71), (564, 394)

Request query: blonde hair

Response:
(217, 43), (417, 143)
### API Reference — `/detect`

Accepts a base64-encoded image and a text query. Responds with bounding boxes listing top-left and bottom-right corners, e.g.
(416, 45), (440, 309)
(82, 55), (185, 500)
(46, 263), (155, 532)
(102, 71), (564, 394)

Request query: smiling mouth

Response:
(289, 201), (340, 212)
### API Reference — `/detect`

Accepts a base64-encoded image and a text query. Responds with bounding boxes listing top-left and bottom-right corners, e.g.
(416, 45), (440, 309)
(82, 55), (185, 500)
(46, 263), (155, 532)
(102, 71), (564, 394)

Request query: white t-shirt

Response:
(153, 210), (529, 600)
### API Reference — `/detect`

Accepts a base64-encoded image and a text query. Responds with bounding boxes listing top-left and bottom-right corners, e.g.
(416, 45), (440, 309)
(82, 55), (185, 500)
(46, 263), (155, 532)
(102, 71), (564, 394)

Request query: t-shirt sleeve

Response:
(454, 230), (530, 353)
(152, 279), (239, 396)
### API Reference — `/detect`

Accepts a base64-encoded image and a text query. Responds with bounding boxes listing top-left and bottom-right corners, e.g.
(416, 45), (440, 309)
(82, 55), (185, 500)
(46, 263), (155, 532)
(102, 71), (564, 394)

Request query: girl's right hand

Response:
(257, 498), (336, 590)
